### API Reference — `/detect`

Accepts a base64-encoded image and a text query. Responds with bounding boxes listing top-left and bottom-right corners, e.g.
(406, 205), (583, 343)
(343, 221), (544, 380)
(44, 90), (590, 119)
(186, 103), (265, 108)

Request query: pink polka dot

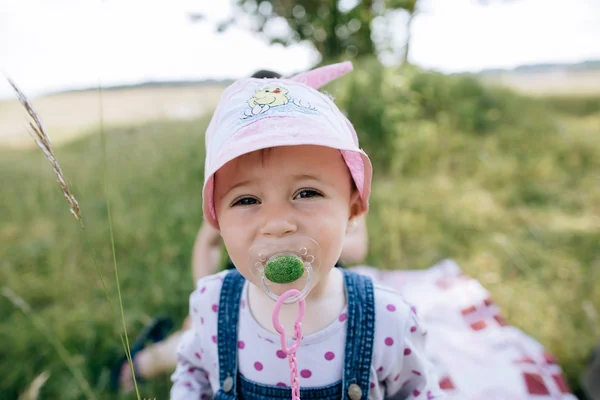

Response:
(211, 335), (217, 343)
(404, 347), (412, 355)
(412, 370), (421, 376)
(338, 312), (347, 322)
(324, 351), (335, 361)
(410, 326), (417, 333)
(194, 352), (202, 360)
(411, 306), (417, 314)
(276, 350), (287, 359)
(386, 304), (396, 312)
(212, 304), (218, 312)
(254, 362), (263, 371)
(377, 366), (383, 372)
(184, 381), (192, 388)
(370, 382), (376, 389)
(200, 317), (204, 325)
(276, 382), (287, 387)
(238, 341), (245, 349)
(188, 367), (195, 373)
(241, 299), (246, 309)
(394, 374), (401, 381)
(413, 389), (421, 396)
(200, 287), (206, 294)
(385, 337), (394, 346)
(300, 369), (312, 378)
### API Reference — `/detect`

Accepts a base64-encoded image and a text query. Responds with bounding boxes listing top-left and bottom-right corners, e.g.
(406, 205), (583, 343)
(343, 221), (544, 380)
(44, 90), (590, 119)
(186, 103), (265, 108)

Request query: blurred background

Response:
(1, 0), (599, 398)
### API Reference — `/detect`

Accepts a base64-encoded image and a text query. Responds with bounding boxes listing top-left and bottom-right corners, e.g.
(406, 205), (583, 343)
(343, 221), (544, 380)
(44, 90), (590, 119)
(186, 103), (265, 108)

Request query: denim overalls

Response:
(214, 268), (376, 400)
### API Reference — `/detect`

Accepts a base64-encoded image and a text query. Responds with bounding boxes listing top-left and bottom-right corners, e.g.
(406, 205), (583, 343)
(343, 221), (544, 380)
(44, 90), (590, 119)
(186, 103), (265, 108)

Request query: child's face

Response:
(214, 145), (362, 294)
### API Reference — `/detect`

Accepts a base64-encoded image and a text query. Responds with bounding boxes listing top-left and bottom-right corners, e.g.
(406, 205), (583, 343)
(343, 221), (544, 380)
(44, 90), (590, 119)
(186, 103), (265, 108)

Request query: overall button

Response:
(348, 383), (362, 400)
(222, 375), (234, 393)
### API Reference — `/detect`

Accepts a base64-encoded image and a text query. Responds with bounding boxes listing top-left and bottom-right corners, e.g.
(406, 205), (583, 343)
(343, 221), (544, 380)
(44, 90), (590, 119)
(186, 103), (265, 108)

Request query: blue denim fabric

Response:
(214, 268), (375, 400)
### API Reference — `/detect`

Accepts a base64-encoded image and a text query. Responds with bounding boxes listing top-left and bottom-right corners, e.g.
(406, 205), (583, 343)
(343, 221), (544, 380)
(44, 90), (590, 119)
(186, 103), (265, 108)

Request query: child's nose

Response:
(259, 204), (297, 237)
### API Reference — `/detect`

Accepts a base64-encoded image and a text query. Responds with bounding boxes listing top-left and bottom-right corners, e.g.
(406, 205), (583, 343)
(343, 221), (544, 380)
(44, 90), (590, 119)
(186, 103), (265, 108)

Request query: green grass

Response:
(1, 92), (599, 397)
(0, 120), (207, 398)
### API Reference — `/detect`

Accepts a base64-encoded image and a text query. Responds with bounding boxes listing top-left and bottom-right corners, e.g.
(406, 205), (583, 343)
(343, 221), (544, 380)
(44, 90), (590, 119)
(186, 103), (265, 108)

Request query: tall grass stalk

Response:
(7, 77), (140, 399)
(98, 84), (141, 398)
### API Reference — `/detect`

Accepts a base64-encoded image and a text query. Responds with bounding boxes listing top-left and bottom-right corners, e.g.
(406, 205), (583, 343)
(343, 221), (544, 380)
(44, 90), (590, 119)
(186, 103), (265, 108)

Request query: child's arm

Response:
(191, 222), (222, 283)
(382, 304), (447, 399)
(170, 288), (214, 399)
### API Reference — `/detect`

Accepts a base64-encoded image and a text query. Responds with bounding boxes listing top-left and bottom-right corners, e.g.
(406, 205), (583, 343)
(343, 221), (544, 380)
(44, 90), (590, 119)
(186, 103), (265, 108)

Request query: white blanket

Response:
(351, 260), (578, 400)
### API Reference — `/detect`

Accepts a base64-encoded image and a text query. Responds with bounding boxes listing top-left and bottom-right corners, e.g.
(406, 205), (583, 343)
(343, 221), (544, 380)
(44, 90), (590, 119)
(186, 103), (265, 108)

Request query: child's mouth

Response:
(248, 236), (321, 303)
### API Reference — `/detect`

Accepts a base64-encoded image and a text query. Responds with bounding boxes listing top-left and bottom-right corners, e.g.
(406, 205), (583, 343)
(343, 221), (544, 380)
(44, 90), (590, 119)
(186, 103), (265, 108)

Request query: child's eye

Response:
(294, 189), (322, 200)
(232, 197), (259, 207)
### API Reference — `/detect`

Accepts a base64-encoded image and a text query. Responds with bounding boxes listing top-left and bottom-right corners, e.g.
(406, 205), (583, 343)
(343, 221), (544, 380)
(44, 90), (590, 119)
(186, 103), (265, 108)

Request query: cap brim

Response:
(202, 118), (372, 229)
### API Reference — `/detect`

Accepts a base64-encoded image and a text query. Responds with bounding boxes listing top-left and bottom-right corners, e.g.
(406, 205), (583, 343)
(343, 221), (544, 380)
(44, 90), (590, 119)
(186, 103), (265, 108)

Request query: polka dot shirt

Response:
(171, 271), (445, 399)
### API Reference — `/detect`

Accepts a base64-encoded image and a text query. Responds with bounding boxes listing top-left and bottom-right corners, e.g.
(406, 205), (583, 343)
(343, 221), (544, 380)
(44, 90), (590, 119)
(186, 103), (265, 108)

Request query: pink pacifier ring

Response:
(272, 289), (306, 400)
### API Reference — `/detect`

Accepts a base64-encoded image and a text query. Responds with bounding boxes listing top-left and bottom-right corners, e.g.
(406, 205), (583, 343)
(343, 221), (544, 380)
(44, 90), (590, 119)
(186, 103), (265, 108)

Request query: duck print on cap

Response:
(242, 84), (318, 119)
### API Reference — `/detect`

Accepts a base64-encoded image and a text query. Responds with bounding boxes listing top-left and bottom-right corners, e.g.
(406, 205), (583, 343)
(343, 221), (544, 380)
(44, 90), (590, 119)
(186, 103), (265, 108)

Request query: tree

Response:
(391, 0), (419, 64)
(194, 0), (517, 66)
(207, 0), (416, 63)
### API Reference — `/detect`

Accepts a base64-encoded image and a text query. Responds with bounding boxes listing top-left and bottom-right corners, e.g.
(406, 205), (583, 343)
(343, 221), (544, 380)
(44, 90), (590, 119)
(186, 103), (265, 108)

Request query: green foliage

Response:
(331, 58), (402, 171)
(329, 59), (552, 173)
(231, 0), (414, 62)
(386, 0), (418, 12)
(1, 66), (599, 398)
(406, 69), (550, 135)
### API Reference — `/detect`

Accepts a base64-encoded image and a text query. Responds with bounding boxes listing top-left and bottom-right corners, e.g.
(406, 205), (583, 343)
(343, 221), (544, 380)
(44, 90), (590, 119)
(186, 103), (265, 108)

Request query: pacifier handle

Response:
(272, 289), (306, 400)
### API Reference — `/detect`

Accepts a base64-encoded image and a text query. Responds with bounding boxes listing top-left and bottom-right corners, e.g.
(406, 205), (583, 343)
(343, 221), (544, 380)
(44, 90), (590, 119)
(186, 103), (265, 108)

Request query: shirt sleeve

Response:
(170, 289), (214, 400)
(384, 305), (446, 399)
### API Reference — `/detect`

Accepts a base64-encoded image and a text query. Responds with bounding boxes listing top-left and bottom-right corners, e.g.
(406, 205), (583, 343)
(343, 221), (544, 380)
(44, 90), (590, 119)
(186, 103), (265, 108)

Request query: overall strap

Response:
(215, 270), (246, 399)
(341, 269), (376, 400)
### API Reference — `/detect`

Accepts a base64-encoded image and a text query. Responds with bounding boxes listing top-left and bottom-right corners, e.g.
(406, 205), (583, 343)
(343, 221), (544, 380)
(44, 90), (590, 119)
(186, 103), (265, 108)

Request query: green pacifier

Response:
(249, 238), (320, 304)
(265, 255), (305, 284)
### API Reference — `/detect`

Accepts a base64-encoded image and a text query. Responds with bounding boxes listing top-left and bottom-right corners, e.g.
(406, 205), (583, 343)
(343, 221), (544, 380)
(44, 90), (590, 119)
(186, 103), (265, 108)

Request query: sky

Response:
(1, 0), (599, 99)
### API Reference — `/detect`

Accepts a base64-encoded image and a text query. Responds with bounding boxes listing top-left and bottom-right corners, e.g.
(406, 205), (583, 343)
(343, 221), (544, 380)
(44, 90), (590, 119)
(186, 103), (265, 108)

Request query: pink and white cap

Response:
(202, 61), (372, 229)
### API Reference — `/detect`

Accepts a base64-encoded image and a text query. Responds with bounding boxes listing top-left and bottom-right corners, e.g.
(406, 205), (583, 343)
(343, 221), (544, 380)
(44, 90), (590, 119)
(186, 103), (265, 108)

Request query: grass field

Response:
(0, 84), (224, 148)
(481, 68), (600, 96)
(1, 66), (599, 399)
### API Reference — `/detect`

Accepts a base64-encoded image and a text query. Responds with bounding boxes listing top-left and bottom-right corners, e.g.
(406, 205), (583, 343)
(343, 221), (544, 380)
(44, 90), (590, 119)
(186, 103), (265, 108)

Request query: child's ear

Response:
(348, 190), (364, 223)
